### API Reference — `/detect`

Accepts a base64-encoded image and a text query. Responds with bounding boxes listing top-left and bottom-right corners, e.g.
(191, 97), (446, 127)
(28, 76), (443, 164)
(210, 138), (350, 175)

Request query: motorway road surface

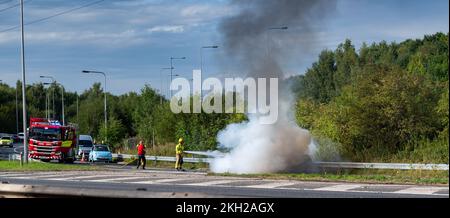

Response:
(1, 142), (448, 198)
(0, 142), (24, 157)
(0, 169), (448, 198)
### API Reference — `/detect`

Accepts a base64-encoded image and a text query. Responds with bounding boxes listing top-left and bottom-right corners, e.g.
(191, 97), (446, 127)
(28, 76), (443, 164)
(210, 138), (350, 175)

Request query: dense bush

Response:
(293, 33), (449, 163)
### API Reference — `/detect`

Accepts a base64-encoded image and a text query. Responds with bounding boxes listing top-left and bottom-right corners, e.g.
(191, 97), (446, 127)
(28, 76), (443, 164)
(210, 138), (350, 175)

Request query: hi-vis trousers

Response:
(175, 154), (183, 169)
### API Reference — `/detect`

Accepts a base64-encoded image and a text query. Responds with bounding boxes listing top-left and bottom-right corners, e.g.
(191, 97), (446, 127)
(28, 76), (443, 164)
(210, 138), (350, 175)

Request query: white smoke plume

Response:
(211, 98), (312, 173)
(210, 0), (337, 173)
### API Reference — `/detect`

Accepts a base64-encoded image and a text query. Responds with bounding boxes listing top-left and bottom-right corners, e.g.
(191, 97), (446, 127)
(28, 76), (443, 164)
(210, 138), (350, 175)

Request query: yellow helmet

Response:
(178, 138), (184, 143)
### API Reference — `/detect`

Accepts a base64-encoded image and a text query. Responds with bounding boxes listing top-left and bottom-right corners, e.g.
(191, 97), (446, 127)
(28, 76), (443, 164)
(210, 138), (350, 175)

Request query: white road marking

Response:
(0, 172), (57, 177)
(0, 173), (40, 177)
(4, 173), (81, 180)
(135, 170), (208, 176)
(130, 178), (187, 184)
(394, 187), (448, 195)
(185, 180), (238, 186)
(153, 178), (189, 183)
(245, 181), (299, 189)
(314, 184), (362, 192)
(47, 175), (112, 181)
(88, 176), (144, 182)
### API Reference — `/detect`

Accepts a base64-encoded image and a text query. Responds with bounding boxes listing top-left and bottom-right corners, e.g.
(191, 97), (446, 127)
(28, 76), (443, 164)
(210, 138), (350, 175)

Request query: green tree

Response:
(302, 50), (337, 103)
(334, 39), (358, 94)
(99, 116), (126, 149)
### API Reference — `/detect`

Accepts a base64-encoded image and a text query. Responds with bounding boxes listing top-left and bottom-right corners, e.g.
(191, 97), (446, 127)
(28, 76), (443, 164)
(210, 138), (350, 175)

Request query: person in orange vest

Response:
(175, 138), (185, 171)
(136, 140), (146, 170)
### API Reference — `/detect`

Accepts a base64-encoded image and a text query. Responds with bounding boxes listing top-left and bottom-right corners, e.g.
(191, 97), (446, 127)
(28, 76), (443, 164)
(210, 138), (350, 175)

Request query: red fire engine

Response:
(28, 118), (77, 163)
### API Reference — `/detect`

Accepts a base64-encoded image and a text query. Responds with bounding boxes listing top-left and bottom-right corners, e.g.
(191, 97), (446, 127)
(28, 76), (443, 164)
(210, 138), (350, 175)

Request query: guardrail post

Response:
(20, 152), (23, 166)
(153, 156), (157, 167)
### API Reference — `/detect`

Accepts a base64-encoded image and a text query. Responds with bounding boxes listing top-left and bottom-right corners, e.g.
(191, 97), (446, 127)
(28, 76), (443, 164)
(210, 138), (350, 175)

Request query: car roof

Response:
(79, 135), (93, 140)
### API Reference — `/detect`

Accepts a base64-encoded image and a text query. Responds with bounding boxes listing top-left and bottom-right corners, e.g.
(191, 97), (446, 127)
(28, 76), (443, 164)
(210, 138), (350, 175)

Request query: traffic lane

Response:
(0, 143), (21, 157)
(0, 177), (443, 198)
(0, 142), (28, 158)
(0, 146), (14, 155)
(13, 143), (24, 154)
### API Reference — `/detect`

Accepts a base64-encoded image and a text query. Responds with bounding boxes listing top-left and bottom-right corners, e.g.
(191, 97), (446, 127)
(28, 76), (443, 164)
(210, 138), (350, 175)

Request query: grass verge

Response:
(119, 158), (209, 170)
(209, 169), (449, 185)
(0, 160), (99, 171)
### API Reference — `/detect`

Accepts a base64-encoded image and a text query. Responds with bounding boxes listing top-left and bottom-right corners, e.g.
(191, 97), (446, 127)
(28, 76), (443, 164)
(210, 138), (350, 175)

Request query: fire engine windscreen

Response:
(29, 128), (61, 141)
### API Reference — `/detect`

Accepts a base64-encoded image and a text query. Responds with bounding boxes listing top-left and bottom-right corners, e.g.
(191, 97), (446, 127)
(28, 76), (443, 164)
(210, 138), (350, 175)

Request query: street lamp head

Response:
(269, 26), (288, 30)
(82, 70), (90, 73)
(40, 75), (55, 81)
(202, 45), (219, 49)
(171, 57), (186, 60)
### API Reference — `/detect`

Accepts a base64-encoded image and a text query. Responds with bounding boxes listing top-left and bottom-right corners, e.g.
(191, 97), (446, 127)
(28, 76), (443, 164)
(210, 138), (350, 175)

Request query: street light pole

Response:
(20, 0), (28, 163)
(82, 70), (107, 143)
(160, 67), (173, 103)
(42, 83), (49, 119)
(40, 76), (55, 119)
(266, 26), (288, 56)
(61, 85), (64, 125)
(169, 57), (186, 98)
(15, 81), (19, 134)
(46, 87), (49, 119)
(200, 46), (219, 75)
(43, 82), (64, 125)
(200, 46), (218, 98)
(40, 76), (56, 121)
(76, 93), (79, 125)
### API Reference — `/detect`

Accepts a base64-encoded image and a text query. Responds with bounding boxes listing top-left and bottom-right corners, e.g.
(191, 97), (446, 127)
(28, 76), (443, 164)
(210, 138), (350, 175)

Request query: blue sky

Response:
(0, 0), (448, 95)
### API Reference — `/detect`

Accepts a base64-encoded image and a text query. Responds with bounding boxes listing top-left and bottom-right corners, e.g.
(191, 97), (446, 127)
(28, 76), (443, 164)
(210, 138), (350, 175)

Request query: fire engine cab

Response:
(28, 118), (77, 163)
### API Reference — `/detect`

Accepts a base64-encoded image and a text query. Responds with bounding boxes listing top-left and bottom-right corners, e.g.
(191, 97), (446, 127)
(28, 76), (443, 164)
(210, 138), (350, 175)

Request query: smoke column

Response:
(210, 0), (337, 173)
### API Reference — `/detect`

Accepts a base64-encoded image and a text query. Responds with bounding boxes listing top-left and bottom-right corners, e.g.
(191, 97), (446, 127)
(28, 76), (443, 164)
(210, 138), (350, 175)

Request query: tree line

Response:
(0, 81), (246, 152)
(291, 32), (448, 163)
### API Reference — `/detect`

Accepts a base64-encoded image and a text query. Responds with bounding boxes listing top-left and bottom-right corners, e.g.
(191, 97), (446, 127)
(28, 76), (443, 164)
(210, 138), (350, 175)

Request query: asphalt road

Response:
(0, 170), (448, 198)
(1, 142), (448, 198)
(0, 142), (23, 159)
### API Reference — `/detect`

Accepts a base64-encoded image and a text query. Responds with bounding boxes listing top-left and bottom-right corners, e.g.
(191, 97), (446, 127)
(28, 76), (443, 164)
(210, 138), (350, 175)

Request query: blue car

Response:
(89, 144), (113, 163)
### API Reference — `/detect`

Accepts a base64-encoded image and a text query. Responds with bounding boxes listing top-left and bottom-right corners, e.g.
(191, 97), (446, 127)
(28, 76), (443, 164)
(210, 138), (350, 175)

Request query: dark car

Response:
(11, 134), (20, 143)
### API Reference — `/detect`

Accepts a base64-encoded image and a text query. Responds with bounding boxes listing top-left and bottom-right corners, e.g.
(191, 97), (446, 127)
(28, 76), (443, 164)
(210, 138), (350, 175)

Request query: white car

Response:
(77, 135), (94, 159)
(18, 132), (25, 141)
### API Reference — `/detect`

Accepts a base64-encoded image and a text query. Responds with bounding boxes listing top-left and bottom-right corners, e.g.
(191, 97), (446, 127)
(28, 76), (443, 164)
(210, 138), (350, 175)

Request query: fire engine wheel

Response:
(58, 153), (66, 163)
(41, 159), (50, 162)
